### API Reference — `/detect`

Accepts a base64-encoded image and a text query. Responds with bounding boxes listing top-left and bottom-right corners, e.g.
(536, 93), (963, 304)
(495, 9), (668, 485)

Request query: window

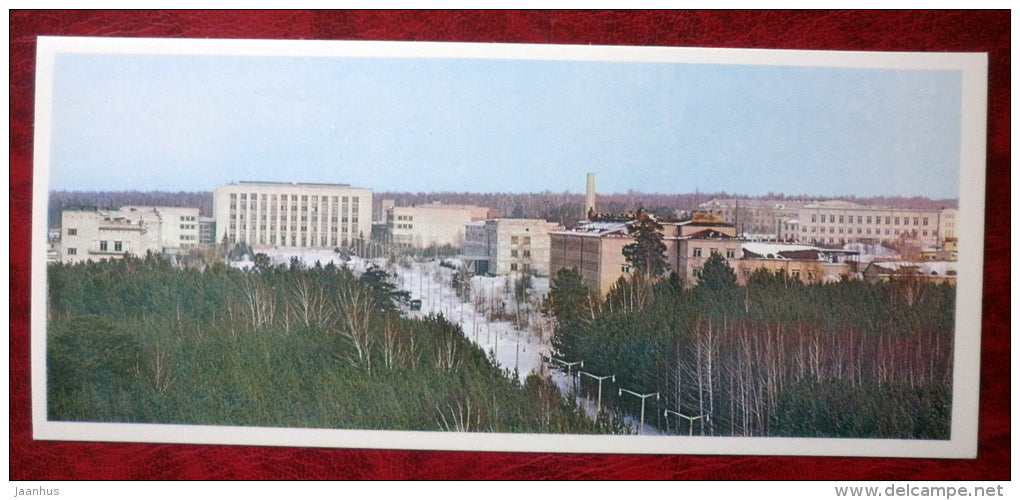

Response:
(725, 249), (735, 259)
(692, 247), (702, 257)
(894, 217), (900, 225)
(67, 248), (77, 255)
(510, 250), (518, 258)
(829, 215), (835, 223)
(114, 241), (123, 252)
(621, 265), (631, 274)
(710, 248), (718, 255)
(885, 217), (891, 224)
(523, 250), (531, 258)
(838, 216), (844, 223)
(811, 215), (817, 223)
(510, 263), (518, 271)
(923, 217), (929, 226)
(523, 236), (531, 245)
(67, 228), (77, 236)
(511, 236), (519, 245)
(99, 241), (108, 251)
(867, 216), (872, 224)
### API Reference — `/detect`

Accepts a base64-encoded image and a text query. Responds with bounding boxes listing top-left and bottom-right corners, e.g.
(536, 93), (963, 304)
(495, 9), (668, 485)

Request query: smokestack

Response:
(585, 172), (596, 220)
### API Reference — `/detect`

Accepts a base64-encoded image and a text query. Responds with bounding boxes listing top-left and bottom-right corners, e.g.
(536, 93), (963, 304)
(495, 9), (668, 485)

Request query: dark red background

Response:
(9, 10), (1010, 480)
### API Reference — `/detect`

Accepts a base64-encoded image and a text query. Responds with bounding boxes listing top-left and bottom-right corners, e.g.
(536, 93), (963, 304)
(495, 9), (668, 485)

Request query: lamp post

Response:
(549, 357), (583, 393)
(664, 409), (704, 436)
(578, 371), (615, 412)
(618, 388), (659, 435)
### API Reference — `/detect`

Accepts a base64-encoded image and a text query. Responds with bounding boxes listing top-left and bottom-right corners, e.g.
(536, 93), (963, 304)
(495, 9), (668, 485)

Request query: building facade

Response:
(60, 206), (201, 264)
(462, 218), (562, 276)
(737, 242), (858, 284)
(796, 201), (956, 249)
(698, 198), (811, 237)
(213, 181), (373, 249)
(385, 202), (492, 249)
(549, 220), (633, 297)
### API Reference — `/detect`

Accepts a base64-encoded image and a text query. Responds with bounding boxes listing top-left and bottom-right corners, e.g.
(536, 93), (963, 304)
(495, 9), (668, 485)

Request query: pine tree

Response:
(622, 211), (668, 278)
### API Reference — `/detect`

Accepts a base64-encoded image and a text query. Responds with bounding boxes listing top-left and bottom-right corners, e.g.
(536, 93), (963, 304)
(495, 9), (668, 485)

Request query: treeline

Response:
(547, 257), (954, 439)
(48, 190), (213, 228)
(46, 255), (609, 434)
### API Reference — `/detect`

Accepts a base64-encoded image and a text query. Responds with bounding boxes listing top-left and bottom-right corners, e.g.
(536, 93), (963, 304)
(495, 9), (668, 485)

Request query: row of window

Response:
(97, 240), (125, 252)
(691, 247), (736, 259)
(802, 226), (931, 237)
(510, 235), (532, 245)
(230, 193), (360, 204)
(509, 249), (532, 258)
(230, 234), (351, 247)
(179, 224), (197, 230)
(229, 224), (355, 234)
(809, 214), (931, 226)
(229, 214), (358, 223)
(229, 203), (359, 213)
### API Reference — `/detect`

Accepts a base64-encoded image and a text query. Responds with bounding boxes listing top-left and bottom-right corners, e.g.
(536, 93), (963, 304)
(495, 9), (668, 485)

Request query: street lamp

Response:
(549, 357), (583, 393)
(618, 388), (659, 435)
(578, 371), (615, 412)
(664, 409), (705, 436)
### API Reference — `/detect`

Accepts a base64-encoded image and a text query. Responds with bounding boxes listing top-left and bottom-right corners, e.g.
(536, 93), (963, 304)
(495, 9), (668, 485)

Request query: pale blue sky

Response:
(49, 52), (962, 199)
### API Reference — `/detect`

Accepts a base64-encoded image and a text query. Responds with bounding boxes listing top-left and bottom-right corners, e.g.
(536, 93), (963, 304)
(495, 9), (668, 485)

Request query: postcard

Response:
(32, 36), (987, 458)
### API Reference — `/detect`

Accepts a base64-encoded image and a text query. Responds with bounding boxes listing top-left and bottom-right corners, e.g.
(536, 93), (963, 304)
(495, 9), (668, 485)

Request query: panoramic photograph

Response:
(32, 37), (986, 457)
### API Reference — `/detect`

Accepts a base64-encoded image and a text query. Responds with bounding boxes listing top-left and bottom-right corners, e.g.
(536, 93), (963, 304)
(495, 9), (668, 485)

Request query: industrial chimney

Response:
(585, 172), (596, 220)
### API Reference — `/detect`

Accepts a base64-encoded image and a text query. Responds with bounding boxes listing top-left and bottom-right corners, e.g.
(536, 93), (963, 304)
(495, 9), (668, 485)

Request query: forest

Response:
(46, 254), (617, 434)
(547, 255), (955, 439)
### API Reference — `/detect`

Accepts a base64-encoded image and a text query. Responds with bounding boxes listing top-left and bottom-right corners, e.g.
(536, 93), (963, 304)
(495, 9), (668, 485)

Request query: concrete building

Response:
(462, 218), (563, 276)
(662, 215), (743, 288)
(549, 219), (634, 297)
(737, 242), (858, 284)
(198, 216), (216, 246)
(213, 181), (373, 249)
(548, 212), (863, 293)
(385, 202), (492, 249)
(698, 198), (811, 237)
(862, 260), (957, 285)
(60, 205), (201, 264)
(796, 201), (957, 249)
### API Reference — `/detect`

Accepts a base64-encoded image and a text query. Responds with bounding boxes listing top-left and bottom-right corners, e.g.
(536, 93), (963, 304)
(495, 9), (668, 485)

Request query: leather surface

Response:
(9, 10), (1010, 480)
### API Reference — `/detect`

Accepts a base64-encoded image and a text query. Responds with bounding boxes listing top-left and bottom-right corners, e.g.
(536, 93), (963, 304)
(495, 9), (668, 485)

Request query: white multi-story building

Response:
(796, 201), (956, 249)
(213, 181), (373, 249)
(60, 206), (201, 264)
(463, 218), (562, 276)
(385, 202), (491, 249)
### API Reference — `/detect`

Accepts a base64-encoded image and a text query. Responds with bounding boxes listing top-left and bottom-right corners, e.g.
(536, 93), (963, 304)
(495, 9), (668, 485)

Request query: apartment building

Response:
(60, 205), (200, 264)
(213, 181), (373, 248)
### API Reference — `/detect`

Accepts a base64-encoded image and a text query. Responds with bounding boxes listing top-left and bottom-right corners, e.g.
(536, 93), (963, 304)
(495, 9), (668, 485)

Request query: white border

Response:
(31, 36), (988, 458)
